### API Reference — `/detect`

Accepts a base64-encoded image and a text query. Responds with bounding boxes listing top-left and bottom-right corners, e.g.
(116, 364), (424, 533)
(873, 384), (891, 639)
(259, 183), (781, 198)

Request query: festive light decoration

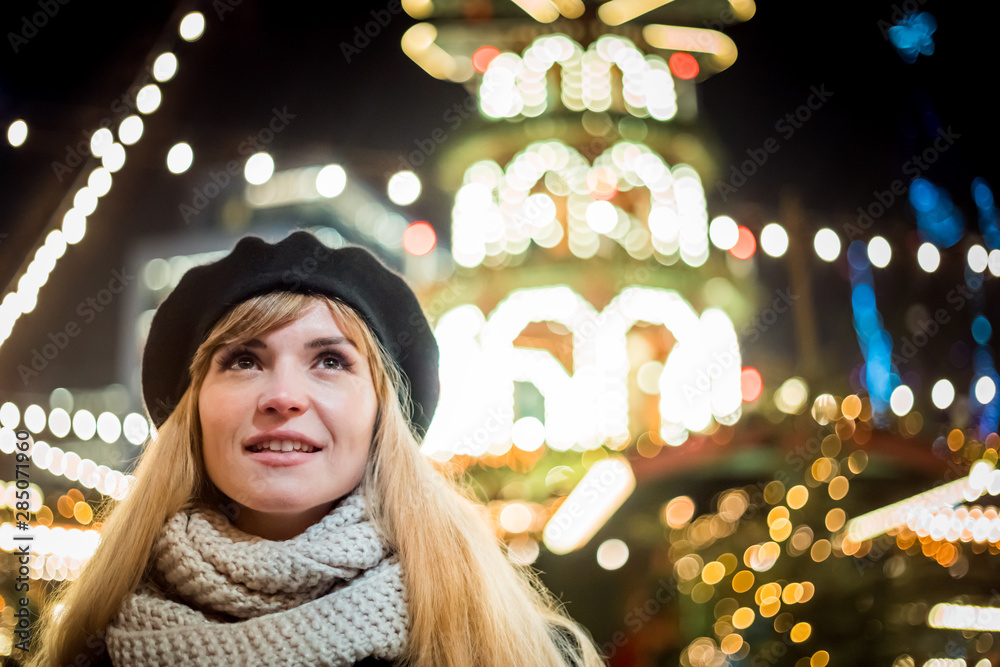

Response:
(479, 34), (678, 121)
(542, 457), (635, 554)
(927, 603), (1000, 632)
(452, 140), (708, 267)
(845, 461), (996, 541)
(1, 19), (201, 355)
(422, 286), (742, 458)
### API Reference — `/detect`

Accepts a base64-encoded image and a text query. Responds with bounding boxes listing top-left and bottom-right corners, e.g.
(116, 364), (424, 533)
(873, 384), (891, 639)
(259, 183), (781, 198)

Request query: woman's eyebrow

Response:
(305, 336), (358, 350)
(232, 336), (358, 350)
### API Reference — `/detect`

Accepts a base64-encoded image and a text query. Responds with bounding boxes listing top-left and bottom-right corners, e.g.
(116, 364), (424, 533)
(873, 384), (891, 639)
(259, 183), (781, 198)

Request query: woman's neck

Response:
(232, 503), (335, 540)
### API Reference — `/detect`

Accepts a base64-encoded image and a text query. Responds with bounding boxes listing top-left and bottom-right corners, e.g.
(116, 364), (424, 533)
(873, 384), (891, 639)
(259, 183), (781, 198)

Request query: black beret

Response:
(141, 230), (440, 438)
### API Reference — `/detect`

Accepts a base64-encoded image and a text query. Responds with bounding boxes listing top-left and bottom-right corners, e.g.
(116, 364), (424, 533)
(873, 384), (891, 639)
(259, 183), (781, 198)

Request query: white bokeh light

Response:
(316, 164), (347, 198)
(889, 385), (913, 416)
(89, 128), (114, 158)
(101, 143), (126, 172)
(867, 236), (892, 268)
(709, 216), (739, 250)
(152, 52), (178, 82)
(7, 119), (27, 147)
(596, 539), (629, 570)
(968, 245), (989, 273)
(760, 223), (788, 257)
(136, 84), (162, 114)
(813, 228), (841, 262)
(118, 115), (144, 145)
(387, 171), (421, 206)
(931, 379), (955, 410)
(166, 142), (194, 174)
(244, 153), (275, 185)
(974, 376), (997, 404)
(917, 242), (940, 272)
(179, 12), (206, 41)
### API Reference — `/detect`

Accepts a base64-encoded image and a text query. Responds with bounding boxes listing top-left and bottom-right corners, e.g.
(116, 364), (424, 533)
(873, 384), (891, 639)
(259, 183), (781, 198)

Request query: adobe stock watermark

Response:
(7, 0), (70, 53)
(844, 126), (960, 240)
(340, 0), (404, 63)
(17, 267), (136, 385)
(178, 106), (296, 224)
(716, 84), (834, 202)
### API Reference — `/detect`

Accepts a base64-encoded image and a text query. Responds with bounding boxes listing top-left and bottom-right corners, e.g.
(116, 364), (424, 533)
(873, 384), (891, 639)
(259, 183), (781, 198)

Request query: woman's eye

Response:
(233, 355), (257, 369)
(321, 355), (344, 370)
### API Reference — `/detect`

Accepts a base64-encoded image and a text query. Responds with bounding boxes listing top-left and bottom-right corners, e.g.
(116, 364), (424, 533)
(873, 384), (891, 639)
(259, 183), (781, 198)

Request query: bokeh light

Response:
(760, 223), (789, 257)
(402, 221), (436, 256)
(7, 119), (28, 147)
(244, 152), (275, 185)
(179, 12), (206, 41)
(867, 236), (891, 268)
(931, 379), (955, 409)
(814, 228), (841, 262)
(917, 242), (940, 272)
(388, 170), (422, 205)
(166, 142), (194, 174)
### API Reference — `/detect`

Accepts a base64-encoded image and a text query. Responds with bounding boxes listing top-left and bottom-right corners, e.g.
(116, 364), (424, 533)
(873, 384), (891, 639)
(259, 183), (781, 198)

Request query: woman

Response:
(29, 231), (606, 667)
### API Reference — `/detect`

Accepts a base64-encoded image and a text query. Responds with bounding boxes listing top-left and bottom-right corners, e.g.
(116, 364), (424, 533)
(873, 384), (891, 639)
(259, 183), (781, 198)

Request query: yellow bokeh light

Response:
(73, 501), (93, 524)
(663, 495), (696, 528)
(691, 582), (715, 604)
(825, 508), (846, 532)
(720, 633), (744, 655)
(782, 583), (803, 604)
(828, 476), (849, 500)
(810, 650), (830, 667)
(732, 606), (755, 629)
(755, 582), (780, 605)
(848, 450), (869, 474)
(786, 485), (808, 509)
(732, 570), (754, 593)
(36, 505), (54, 526)
(767, 506), (789, 525)
(947, 429), (964, 451)
(760, 596), (781, 618)
(702, 561), (726, 585)
(763, 481), (785, 504)
(841, 395), (862, 420)
(810, 540), (831, 562)
(811, 457), (833, 482)
(770, 518), (792, 542)
(790, 621), (812, 643)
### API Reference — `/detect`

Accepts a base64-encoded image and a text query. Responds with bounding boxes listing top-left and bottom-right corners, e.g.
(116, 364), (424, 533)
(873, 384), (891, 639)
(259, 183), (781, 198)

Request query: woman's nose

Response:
(257, 367), (309, 415)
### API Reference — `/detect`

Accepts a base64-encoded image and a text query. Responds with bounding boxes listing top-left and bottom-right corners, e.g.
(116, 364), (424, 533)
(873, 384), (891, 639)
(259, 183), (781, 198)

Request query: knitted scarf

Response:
(105, 489), (408, 667)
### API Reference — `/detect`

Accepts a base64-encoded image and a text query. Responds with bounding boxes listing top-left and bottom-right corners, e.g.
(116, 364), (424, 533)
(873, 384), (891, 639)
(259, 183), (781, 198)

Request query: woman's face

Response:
(198, 301), (378, 539)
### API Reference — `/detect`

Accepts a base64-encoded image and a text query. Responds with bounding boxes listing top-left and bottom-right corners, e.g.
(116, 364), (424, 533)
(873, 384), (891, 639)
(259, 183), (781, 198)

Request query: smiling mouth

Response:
(246, 440), (322, 454)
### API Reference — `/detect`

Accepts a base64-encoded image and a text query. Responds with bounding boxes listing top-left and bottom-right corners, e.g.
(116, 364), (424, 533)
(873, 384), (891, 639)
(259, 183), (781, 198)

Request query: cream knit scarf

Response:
(105, 489), (408, 667)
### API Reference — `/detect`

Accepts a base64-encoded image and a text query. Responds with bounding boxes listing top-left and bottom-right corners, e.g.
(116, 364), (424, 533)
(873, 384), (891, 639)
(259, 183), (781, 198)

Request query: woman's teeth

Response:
(248, 440), (318, 453)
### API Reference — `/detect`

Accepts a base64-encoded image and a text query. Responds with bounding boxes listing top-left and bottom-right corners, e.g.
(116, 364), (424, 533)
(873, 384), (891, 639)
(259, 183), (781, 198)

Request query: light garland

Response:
(845, 461), (997, 542)
(452, 140), (708, 267)
(421, 285), (742, 459)
(0, 13), (206, 353)
(480, 34), (677, 121)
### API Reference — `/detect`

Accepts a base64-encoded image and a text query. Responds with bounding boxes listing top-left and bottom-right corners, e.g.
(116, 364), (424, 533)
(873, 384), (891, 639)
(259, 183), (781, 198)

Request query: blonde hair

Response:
(29, 292), (605, 667)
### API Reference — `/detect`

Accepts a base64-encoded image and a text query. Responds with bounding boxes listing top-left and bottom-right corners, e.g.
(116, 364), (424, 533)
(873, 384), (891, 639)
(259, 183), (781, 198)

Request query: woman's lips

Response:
(243, 440), (323, 467)
(244, 449), (322, 467)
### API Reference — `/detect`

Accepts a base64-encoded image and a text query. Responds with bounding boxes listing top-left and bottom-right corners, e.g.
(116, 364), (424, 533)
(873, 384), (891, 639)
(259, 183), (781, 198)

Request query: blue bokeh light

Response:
(888, 12), (937, 63)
